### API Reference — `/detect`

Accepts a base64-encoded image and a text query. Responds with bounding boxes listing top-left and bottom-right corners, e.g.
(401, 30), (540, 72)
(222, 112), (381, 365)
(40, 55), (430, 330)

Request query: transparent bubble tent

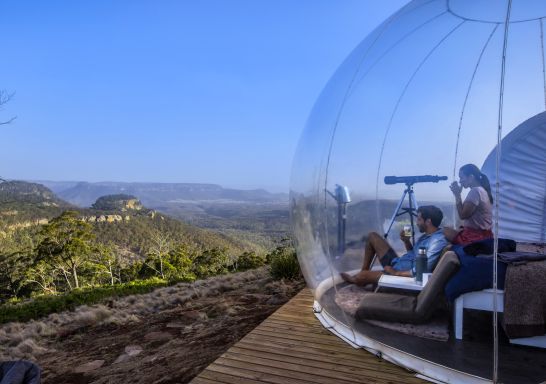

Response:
(290, 1), (546, 383)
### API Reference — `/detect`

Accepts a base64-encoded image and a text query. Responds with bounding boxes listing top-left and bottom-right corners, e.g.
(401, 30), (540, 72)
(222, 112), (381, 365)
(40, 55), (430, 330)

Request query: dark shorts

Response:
(379, 248), (398, 268)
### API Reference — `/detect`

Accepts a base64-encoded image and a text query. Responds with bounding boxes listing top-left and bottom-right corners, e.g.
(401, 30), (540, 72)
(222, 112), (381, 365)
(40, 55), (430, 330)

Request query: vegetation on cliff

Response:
(0, 181), (298, 322)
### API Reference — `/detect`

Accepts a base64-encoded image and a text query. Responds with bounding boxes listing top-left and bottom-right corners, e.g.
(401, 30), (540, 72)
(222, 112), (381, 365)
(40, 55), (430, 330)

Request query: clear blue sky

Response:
(0, 0), (408, 192)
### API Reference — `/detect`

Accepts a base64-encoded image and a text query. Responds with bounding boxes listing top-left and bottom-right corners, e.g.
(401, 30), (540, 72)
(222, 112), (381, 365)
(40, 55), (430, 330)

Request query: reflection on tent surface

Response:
(317, 283), (546, 384)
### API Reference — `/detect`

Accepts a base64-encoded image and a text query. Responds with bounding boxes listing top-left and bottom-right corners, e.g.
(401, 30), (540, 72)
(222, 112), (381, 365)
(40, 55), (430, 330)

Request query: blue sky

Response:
(0, 0), (408, 192)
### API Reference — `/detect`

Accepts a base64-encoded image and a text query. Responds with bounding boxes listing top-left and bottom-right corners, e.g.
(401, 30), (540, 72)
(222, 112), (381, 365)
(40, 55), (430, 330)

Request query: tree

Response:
(90, 243), (119, 286)
(144, 230), (172, 279)
(191, 248), (230, 278)
(0, 90), (16, 125)
(25, 259), (57, 295)
(0, 230), (36, 299)
(166, 244), (195, 281)
(35, 210), (95, 290)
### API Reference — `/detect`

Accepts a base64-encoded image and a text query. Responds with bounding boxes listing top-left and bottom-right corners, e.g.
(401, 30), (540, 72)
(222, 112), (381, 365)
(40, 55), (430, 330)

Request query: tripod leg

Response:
(408, 188), (419, 244)
(384, 189), (408, 238)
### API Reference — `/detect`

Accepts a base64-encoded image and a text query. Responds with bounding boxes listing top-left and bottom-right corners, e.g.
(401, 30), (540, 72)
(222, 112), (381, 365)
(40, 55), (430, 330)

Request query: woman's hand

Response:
(450, 181), (462, 197)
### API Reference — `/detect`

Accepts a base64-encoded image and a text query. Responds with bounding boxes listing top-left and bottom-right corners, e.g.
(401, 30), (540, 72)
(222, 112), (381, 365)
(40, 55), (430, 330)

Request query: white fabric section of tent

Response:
(482, 111), (546, 243)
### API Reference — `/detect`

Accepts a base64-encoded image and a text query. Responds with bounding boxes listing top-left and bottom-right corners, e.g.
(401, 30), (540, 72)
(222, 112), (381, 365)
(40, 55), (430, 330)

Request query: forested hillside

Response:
(40, 180), (291, 250)
(0, 181), (277, 304)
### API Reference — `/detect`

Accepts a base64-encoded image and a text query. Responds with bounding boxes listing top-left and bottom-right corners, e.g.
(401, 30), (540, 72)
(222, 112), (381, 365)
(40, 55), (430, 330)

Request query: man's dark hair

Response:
(417, 205), (443, 227)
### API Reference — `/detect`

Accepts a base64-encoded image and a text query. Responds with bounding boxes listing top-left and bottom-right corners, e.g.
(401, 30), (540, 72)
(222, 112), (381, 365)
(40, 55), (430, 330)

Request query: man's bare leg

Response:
(341, 232), (393, 285)
(361, 231), (392, 271)
(341, 270), (382, 286)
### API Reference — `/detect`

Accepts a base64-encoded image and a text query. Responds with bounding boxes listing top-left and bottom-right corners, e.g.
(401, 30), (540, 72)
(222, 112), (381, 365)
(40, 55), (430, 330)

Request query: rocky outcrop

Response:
(6, 218), (49, 231)
(83, 215), (130, 223)
(92, 195), (143, 212)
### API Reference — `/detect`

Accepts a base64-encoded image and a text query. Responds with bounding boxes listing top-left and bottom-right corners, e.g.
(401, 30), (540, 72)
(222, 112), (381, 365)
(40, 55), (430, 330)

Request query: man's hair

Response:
(417, 205), (443, 227)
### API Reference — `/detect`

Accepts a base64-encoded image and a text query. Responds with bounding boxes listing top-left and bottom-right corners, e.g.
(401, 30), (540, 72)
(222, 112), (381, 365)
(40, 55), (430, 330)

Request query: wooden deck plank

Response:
(231, 343), (408, 374)
(226, 347), (422, 382)
(205, 362), (320, 384)
(198, 370), (271, 384)
(235, 339), (384, 366)
(191, 289), (426, 384)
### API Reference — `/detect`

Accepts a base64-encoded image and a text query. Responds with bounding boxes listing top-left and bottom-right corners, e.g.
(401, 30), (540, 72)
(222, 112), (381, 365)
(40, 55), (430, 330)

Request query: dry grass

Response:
(0, 267), (274, 361)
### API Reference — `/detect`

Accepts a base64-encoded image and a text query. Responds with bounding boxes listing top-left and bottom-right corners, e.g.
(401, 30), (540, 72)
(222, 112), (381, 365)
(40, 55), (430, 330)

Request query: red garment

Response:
(452, 226), (493, 246)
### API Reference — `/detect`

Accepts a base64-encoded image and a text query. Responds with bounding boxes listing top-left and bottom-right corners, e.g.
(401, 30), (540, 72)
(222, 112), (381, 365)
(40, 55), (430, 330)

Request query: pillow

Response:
(415, 251), (460, 317)
(356, 293), (418, 323)
(444, 246), (507, 302)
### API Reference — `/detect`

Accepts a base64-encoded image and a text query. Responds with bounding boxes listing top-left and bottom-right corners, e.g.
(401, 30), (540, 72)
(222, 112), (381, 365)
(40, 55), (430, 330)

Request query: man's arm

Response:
(383, 265), (412, 277)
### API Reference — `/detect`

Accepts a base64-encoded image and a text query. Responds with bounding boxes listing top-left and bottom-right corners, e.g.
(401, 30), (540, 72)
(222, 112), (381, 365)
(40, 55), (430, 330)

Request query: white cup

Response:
(422, 273), (431, 285)
(403, 225), (412, 237)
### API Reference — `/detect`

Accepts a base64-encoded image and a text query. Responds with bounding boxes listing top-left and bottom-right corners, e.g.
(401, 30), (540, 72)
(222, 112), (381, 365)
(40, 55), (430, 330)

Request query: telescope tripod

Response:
(384, 182), (419, 245)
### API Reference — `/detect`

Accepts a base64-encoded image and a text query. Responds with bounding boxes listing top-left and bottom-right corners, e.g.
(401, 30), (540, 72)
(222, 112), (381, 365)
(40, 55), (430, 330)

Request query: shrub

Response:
(0, 277), (169, 324)
(268, 246), (301, 280)
(191, 248), (230, 278)
(236, 251), (265, 271)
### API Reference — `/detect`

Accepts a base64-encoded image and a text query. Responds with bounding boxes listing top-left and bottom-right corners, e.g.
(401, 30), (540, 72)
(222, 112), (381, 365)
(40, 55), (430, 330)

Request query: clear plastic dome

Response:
(290, 1), (546, 383)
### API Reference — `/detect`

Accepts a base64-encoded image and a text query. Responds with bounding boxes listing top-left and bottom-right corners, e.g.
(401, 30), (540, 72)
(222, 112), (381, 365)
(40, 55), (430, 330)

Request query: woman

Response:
(444, 163), (493, 245)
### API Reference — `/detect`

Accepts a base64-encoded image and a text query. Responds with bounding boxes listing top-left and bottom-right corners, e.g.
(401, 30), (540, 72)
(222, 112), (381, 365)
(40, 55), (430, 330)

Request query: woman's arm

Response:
(458, 200), (477, 219)
(451, 182), (478, 219)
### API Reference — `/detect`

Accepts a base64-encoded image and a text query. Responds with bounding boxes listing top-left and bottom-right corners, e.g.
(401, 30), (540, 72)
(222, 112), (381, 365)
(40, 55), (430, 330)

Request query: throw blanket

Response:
(498, 251), (546, 264)
(503, 260), (546, 338)
(0, 361), (41, 384)
(463, 238), (516, 256)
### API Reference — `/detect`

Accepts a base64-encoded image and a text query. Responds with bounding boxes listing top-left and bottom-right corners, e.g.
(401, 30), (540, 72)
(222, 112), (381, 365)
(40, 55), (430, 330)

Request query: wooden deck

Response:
(191, 290), (427, 384)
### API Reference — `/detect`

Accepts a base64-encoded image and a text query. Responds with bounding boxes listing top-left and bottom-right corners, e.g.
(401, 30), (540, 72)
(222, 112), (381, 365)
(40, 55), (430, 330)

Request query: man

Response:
(341, 205), (448, 286)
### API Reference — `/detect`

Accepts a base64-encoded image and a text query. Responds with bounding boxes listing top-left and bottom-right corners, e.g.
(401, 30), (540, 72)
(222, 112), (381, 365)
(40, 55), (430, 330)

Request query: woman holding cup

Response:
(444, 163), (493, 245)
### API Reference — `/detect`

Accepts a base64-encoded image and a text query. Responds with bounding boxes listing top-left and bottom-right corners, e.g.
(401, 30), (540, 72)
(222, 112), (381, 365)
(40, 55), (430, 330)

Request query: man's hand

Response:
(399, 229), (411, 243)
(384, 265), (412, 277)
(383, 265), (397, 275)
(399, 229), (412, 251)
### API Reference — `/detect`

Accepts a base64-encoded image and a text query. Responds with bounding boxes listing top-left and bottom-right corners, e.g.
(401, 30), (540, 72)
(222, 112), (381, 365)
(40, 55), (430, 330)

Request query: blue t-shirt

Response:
(391, 228), (448, 275)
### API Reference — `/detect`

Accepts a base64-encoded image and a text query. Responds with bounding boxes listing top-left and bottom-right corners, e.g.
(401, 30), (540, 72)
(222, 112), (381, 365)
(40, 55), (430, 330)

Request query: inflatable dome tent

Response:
(290, 1), (546, 383)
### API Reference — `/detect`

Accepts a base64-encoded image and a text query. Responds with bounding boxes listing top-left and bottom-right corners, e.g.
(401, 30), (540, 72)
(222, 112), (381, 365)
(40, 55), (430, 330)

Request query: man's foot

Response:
(351, 270), (383, 286)
(340, 272), (355, 284)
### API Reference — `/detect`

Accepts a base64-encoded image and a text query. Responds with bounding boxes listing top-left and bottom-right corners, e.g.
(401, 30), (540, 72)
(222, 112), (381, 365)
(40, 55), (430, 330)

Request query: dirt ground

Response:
(2, 268), (305, 384)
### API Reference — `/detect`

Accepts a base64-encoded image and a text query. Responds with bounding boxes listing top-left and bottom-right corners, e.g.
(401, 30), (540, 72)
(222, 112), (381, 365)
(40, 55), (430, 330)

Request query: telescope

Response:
(384, 175), (448, 185)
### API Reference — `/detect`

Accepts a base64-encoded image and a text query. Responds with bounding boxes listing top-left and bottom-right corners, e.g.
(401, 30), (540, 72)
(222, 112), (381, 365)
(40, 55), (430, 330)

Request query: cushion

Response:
(356, 293), (418, 323)
(444, 245), (507, 302)
(415, 251), (460, 318)
(356, 251), (460, 324)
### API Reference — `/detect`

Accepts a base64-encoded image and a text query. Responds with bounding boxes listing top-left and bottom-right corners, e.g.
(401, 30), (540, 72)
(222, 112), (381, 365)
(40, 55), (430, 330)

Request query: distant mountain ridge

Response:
(0, 181), (68, 206)
(0, 181), (262, 256)
(32, 180), (290, 250)
(38, 181), (288, 208)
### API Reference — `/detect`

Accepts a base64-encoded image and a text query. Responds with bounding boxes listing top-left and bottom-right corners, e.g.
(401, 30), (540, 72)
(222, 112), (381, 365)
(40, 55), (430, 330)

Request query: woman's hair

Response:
(460, 163), (493, 203)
